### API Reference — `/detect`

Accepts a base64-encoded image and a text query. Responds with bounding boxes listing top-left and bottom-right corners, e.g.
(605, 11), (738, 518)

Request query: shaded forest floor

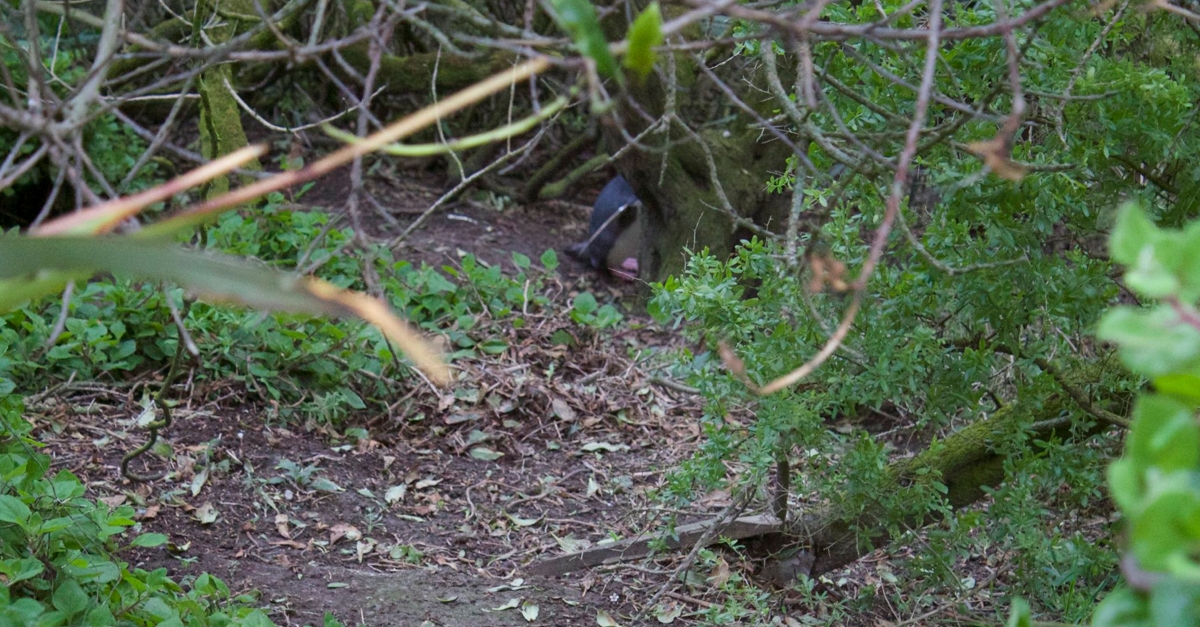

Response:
(19, 168), (1055, 626)
(24, 170), (733, 627)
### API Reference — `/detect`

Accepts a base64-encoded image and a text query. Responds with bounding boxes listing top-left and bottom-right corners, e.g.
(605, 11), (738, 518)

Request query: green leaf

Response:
(546, 0), (620, 80)
(551, 329), (577, 347)
(646, 296), (669, 323)
(595, 304), (623, 328)
(1108, 458), (1142, 512)
(1166, 551), (1200, 581)
(469, 447), (504, 461)
(51, 580), (89, 618)
(1005, 598), (1031, 627)
(238, 609), (277, 627)
(85, 605), (116, 627)
(2, 597), (47, 624)
(0, 558), (45, 583)
(0, 236), (337, 314)
(479, 338), (510, 355)
(1092, 587), (1151, 627)
(573, 292), (599, 315)
(1127, 231), (1183, 299)
(0, 495), (32, 526)
(1178, 221), (1200, 301)
(343, 390), (366, 410)
(1127, 395), (1200, 473)
(541, 248), (560, 271)
(1097, 307), (1200, 378)
(1109, 202), (1200, 299)
(1150, 577), (1200, 627)
(1155, 373), (1200, 407)
(624, 3), (663, 82)
(139, 596), (179, 623)
(131, 533), (169, 548)
(310, 477), (344, 493)
(1131, 479), (1200, 570)
(1111, 202), (1160, 266)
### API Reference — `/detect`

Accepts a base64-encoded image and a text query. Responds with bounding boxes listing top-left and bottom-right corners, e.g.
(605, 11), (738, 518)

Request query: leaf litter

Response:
(20, 199), (716, 625)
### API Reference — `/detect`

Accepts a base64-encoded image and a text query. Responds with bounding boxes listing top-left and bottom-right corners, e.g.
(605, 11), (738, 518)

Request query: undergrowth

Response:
(0, 197), (623, 624)
(0, 393), (278, 626)
(1, 196), (620, 421)
(648, 239), (1125, 624)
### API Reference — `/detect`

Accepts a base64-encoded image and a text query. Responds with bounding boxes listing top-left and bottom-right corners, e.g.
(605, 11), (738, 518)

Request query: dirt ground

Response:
(24, 169), (742, 627)
(302, 165), (622, 285)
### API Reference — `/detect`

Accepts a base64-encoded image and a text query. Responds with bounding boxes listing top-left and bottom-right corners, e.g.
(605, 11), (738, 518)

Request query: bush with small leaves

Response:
(1008, 203), (1200, 625)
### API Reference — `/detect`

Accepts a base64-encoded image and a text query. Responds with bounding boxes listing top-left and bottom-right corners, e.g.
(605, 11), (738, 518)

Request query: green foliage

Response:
(0, 201), (604, 424)
(652, 235), (1120, 619)
(0, 234), (380, 314)
(0, 398), (273, 626)
(0, 21), (158, 203)
(569, 292), (624, 328)
(623, 3), (663, 82)
(545, 0), (620, 82)
(0, 201), (593, 627)
(1067, 203), (1200, 627)
(647, 0), (1200, 621)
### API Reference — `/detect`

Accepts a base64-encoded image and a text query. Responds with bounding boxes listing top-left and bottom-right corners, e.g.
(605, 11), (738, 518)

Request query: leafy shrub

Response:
(649, 227), (1125, 616)
(1006, 204), (1200, 626)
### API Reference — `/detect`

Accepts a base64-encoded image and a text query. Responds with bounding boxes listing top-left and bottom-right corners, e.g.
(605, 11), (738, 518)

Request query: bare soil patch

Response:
(302, 166), (628, 289)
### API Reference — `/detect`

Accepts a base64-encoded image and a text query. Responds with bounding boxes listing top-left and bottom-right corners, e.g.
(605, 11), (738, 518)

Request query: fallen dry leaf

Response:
(552, 398), (577, 421)
(270, 539), (308, 550)
(99, 495), (126, 508)
(966, 137), (1027, 181)
(707, 556), (731, 588)
(329, 523), (361, 544)
(194, 502), (219, 524)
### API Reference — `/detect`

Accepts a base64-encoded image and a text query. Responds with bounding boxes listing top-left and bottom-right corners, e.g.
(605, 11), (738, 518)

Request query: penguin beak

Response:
(610, 257), (639, 282)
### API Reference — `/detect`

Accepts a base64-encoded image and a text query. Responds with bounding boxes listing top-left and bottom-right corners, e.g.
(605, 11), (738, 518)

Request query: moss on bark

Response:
(787, 365), (1122, 575)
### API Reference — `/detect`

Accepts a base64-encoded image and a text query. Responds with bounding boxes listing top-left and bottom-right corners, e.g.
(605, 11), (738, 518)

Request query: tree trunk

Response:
(611, 34), (793, 283)
(622, 125), (792, 282)
(340, 44), (526, 96)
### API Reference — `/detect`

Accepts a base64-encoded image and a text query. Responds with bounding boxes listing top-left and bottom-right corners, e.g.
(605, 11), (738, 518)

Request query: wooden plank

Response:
(527, 514), (781, 577)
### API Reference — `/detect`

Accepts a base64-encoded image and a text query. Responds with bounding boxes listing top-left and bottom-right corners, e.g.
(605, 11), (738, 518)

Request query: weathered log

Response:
(798, 385), (1117, 576)
(528, 514), (781, 577)
(340, 44), (527, 96)
(522, 129), (599, 203)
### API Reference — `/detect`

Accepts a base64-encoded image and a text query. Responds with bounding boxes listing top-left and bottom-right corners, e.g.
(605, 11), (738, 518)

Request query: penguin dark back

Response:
(567, 175), (641, 278)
